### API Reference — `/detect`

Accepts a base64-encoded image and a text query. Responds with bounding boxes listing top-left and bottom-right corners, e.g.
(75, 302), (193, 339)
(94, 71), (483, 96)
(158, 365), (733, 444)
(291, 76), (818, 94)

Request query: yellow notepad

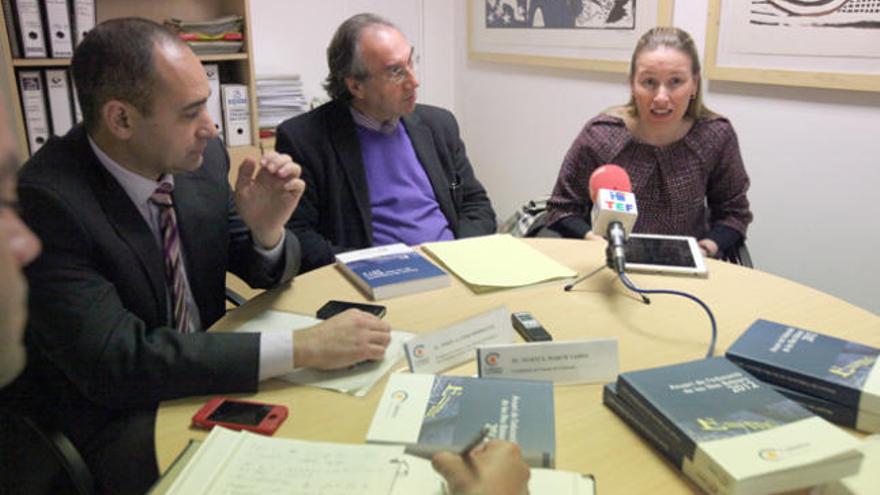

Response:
(422, 234), (576, 292)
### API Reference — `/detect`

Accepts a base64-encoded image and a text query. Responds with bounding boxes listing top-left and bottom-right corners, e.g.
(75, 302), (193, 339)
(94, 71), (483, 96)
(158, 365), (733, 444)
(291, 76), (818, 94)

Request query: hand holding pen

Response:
(431, 428), (530, 495)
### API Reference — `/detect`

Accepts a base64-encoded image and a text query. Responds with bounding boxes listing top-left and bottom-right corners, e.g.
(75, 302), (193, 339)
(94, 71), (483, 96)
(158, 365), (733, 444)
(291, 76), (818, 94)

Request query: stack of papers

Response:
(255, 75), (309, 129)
(422, 234), (576, 293)
(232, 309), (413, 397)
(165, 15), (244, 55)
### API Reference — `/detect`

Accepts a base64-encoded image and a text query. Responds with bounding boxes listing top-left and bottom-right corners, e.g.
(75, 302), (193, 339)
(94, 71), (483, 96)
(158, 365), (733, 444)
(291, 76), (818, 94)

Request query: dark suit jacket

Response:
(4, 126), (300, 451)
(275, 100), (496, 272)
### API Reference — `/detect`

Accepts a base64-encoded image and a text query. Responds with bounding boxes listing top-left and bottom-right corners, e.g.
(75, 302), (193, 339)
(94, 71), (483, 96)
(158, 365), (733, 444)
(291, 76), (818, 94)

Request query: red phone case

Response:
(191, 397), (288, 435)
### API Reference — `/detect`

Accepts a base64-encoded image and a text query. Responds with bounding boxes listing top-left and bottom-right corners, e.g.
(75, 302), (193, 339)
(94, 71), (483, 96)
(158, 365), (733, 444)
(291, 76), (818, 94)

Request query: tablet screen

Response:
(625, 236), (697, 268)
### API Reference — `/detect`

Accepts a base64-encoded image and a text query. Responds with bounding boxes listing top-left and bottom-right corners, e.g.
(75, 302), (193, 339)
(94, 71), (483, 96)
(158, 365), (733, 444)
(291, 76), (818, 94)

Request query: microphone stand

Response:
(563, 265), (605, 291)
(564, 225), (651, 305)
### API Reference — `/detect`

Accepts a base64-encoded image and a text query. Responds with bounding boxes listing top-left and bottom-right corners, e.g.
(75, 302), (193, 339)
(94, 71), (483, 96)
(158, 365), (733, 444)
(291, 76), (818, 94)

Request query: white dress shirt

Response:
(88, 137), (294, 380)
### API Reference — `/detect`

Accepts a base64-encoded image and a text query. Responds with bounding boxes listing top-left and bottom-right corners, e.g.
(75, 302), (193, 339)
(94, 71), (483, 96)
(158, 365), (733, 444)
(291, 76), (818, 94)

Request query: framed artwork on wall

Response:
(705, 0), (880, 92)
(468, 0), (674, 73)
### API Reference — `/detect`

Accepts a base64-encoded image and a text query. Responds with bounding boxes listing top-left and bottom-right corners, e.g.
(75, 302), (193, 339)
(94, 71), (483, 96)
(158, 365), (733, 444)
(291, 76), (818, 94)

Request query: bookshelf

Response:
(0, 0), (261, 158)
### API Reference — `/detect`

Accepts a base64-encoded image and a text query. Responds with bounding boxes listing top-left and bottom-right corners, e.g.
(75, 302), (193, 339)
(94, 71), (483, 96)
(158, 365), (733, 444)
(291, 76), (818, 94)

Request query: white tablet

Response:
(623, 233), (708, 277)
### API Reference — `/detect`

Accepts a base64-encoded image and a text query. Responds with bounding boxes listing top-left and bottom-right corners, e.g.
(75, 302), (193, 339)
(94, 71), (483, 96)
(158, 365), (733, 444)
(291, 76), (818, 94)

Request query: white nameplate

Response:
(477, 339), (619, 384)
(404, 306), (514, 374)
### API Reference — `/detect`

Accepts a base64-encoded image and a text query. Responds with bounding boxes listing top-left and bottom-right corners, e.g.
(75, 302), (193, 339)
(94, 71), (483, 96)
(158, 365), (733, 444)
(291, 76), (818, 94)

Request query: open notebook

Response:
(153, 427), (595, 495)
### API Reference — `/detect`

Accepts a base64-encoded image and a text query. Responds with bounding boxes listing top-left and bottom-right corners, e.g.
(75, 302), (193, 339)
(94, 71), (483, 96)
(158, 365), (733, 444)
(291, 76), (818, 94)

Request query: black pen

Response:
(401, 426), (491, 461)
(460, 426), (491, 458)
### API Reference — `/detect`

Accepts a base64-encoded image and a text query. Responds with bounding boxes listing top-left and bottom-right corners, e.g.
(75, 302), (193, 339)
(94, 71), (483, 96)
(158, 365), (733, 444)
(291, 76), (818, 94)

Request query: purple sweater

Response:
(356, 124), (454, 246)
(545, 112), (752, 252)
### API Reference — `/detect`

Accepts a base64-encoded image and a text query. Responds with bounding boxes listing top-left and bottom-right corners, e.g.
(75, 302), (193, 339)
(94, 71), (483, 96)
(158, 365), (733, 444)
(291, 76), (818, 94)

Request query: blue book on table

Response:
(367, 373), (555, 468)
(770, 384), (880, 432)
(726, 319), (880, 423)
(335, 243), (449, 300)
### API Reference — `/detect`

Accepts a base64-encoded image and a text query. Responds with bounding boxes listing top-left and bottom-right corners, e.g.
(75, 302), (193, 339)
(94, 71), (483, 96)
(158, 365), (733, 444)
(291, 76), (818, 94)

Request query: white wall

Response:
(452, 1), (880, 315)
(250, 1), (880, 314)
(249, 0), (454, 109)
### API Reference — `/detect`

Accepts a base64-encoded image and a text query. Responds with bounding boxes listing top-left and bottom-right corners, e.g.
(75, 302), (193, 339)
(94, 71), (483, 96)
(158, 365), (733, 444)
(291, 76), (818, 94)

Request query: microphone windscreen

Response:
(589, 164), (632, 202)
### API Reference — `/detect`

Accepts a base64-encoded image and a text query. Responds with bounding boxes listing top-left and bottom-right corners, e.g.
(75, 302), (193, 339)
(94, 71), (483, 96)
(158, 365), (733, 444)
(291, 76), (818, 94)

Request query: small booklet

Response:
(335, 243), (449, 300)
(367, 373), (556, 468)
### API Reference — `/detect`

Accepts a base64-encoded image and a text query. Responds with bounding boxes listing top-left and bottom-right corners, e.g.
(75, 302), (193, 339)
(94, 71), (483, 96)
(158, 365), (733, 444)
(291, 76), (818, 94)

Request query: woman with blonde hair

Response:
(544, 27), (752, 258)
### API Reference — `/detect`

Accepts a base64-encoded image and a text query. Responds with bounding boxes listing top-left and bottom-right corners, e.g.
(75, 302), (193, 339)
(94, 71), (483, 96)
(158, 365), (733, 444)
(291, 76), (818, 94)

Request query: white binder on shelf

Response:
(18, 70), (50, 153)
(71, 0), (94, 47)
(203, 64), (224, 140)
(221, 84), (251, 147)
(42, 0), (72, 57)
(44, 68), (73, 136)
(14, 0), (46, 58)
(2, 0), (22, 58)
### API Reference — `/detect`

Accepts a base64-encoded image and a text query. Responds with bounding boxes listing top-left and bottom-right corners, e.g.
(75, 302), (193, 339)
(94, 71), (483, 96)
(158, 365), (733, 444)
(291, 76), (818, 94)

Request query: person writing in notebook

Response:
(433, 440), (531, 495)
(543, 27), (752, 258)
(276, 13), (496, 272)
(12, 18), (390, 494)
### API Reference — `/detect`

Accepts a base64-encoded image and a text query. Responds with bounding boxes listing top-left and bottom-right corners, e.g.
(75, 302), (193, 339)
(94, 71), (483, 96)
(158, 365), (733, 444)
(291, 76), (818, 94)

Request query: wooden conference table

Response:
(155, 238), (880, 493)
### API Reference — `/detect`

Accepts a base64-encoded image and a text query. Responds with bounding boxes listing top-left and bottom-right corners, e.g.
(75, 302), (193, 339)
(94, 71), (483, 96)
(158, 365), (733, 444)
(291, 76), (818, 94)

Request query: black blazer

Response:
(5, 126), (300, 450)
(276, 100), (496, 272)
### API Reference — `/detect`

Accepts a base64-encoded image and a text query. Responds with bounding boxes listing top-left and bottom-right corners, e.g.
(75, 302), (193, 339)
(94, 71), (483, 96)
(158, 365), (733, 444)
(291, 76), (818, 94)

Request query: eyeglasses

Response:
(377, 47), (417, 85)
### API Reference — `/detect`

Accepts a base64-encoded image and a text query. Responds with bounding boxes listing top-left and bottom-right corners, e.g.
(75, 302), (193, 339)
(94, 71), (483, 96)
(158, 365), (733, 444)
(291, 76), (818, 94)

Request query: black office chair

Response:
(720, 239), (754, 268)
(0, 409), (95, 495)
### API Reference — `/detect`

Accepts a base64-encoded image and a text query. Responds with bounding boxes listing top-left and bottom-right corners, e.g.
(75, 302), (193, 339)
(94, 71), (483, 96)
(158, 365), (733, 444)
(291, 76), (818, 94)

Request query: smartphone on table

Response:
(316, 300), (387, 320)
(192, 397), (288, 435)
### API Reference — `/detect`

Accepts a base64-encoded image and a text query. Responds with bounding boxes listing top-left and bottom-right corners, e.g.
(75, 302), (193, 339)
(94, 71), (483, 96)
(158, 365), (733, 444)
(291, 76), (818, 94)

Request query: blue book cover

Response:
(615, 358), (861, 495)
(726, 319), (880, 414)
(771, 385), (859, 429)
(771, 385), (880, 433)
(367, 373), (555, 467)
(335, 244), (449, 300)
(602, 382), (686, 468)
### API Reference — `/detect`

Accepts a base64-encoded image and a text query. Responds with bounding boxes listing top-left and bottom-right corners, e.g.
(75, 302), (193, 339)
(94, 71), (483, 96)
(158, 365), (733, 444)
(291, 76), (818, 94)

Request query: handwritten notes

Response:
(167, 427), (403, 495)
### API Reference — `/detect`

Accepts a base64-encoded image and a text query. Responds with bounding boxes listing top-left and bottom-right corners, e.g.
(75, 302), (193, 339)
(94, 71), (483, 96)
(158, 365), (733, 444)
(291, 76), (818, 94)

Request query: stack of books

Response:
(726, 319), (880, 433)
(255, 75), (308, 131)
(164, 15), (244, 55)
(603, 357), (863, 495)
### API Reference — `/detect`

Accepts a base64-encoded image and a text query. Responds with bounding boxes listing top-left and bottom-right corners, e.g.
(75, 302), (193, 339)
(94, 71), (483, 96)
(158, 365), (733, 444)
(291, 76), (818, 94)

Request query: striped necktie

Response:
(149, 182), (196, 333)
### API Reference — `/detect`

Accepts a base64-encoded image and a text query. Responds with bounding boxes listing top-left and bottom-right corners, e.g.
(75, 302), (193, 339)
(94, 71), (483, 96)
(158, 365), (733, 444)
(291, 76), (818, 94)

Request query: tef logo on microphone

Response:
(603, 190), (636, 212)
